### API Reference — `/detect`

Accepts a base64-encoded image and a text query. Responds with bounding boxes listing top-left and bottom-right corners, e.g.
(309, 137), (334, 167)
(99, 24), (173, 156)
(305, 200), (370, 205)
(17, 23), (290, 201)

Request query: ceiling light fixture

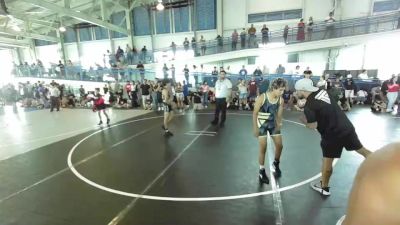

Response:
(156, 0), (164, 11)
(59, 26), (66, 32)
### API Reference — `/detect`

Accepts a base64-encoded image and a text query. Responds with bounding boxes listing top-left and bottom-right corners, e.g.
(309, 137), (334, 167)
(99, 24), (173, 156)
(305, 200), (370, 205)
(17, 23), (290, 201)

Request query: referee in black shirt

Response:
(295, 78), (371, 196)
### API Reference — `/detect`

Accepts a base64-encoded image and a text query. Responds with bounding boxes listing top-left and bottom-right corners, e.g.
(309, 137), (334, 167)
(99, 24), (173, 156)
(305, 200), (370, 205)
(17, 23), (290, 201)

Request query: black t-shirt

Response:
(282, 90), (292, 100)
(183, 68), (189, 75)
(343, 79), (356, 91)
(304, 89), (355, 139)
(141, 84), (151, 95)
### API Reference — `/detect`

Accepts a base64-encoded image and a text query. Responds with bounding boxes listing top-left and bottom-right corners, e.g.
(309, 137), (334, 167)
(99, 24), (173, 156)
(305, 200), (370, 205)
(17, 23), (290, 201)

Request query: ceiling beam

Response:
(20, 0), (128, 35)
(0, 29), (58, 42)
(0, 36), (30, 48)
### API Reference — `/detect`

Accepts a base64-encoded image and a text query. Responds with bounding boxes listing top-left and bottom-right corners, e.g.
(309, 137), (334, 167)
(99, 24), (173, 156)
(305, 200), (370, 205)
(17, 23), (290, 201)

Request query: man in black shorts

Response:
(295, 78), (371, 196)
(162, 79), (175, 137)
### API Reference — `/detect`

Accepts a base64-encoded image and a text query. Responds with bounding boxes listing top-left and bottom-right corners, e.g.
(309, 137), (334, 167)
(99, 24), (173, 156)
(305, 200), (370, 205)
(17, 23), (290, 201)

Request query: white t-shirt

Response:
(215, 79), (232, 98)
(357, 90), (367, 97)
(358, 73), (368, 79)
(317, 80), (327, 89)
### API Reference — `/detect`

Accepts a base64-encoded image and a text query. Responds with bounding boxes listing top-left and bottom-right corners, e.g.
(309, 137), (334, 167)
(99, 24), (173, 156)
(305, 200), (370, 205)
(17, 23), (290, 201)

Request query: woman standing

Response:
(238, 79), (248, 110)
(175, 82), (185, 112)
(283, 25), (289, 44)
(261, 24), (269, 45)
(201, 81), (210, 108)
(307, 17), (314, 41)
(386, 76), (399, 113)
(297, 19), (305, 41)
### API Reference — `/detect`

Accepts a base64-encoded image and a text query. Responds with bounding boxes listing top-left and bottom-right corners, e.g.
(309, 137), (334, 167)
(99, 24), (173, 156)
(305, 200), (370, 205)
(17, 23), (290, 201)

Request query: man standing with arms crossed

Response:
(295, 78), (371, 196)
(211, 71), (232, 128)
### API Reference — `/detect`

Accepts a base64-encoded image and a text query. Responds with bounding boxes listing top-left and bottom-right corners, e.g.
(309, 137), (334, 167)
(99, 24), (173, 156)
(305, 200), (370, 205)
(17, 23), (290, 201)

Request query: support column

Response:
(24, 21), (37, 61)
(125, 8), (134, 48)
(191, 0), (197, 40)
(101, 0), (114, 52)
(148, 7), (155, 50)
(57, 29), (67, 64)
(216, 0), (223, 36)
(75, 28), (82, 63)
(361, 44), (367, 70)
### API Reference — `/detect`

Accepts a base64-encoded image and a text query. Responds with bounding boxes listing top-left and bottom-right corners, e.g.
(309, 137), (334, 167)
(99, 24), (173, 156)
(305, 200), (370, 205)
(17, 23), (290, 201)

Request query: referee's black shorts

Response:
(321, 130), (363, 158)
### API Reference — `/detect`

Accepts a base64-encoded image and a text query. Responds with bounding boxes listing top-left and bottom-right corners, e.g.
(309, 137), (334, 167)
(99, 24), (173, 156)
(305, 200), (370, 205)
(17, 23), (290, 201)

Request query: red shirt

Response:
(125, 84), (132, 92)
(387, 83), (400, 92)
(94, 97), (105, 106)
(248, 81), (257, 94)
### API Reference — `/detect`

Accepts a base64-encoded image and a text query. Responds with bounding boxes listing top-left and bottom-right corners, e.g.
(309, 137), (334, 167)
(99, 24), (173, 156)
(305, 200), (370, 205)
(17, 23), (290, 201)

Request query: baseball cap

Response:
(295, 78), (319, 92)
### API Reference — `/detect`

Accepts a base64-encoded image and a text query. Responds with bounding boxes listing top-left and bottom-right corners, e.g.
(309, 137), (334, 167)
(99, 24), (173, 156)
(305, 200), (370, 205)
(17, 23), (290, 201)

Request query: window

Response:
(63, 27), (77, 43)
(373, 0), (400, 13)
(94, 26), (109, 40)
(287, 53), (299, 63)
(248, 9), (303, 23)
(79, 27), (92, 42)
(195, 0), (216, 30)
(174, 6), (189, 32)
(133, 6), (151, 36)
(35, 39), (52, 46)
(155, 9), (171, 34)
(111, 11), (128, 38)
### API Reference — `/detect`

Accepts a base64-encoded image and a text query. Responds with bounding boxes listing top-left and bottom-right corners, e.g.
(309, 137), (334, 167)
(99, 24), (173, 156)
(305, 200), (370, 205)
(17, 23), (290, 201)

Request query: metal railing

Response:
(152, 11), (400, 57)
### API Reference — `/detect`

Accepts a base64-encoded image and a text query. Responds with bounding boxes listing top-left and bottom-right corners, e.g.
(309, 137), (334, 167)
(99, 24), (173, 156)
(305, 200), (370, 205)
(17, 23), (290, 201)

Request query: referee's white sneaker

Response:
(310, 181), (331, 196)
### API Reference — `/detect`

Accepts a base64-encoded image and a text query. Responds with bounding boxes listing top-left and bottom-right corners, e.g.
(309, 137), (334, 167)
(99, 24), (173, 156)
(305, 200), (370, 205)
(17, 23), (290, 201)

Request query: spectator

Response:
(193, 65), (199, 86)
(282, 86), (294, 110)
(370, 86), (381, 102)
(170, 42), (177, 57)
(343, 74), (357, 109)
(200, 35), (206, 56)
(116, 46), (124, 62)
(248, 76), (258, 102)
(170, 64), (176, 83)
(356, 89), (368, 105)
(323, 12), (336, 39)
(191, 37), (197, 55)
(141, 46), (147, 62)
(231, 29), (239, 50)
(183, 38), (190, 51)
(162, 63), (169, 79)
(253, 66), (263, 76)
(183, 80), (190, 106)
(211, 66), (218, 85)
(238, 79), (248, 110)
(248, 24), (257, 47)
(386, 75), (399, 113)
(49, 83), (60, 112)
(307, 16), (314, 41)
(126, 44), (134, 65)
(140, 80), (151, 110)
(57, 60), (65, 78)
(293, 65), (301, 75)
(201, 81), (210, 108)
(239, 65), (248, 80)
(297, 18), (305, 41)
(358, 69), (368, 79)
(283, 25), (289, 44)
(276, 64), (286, 74)
(183, 65), (190, 84)
(216, 35), (223, 53)
(136, 61), (145, 82)
(240, 28), (247, 48)
(317, 75), (328, 90)
(371, 94), (386, 113)
(261, 24), (269, 45)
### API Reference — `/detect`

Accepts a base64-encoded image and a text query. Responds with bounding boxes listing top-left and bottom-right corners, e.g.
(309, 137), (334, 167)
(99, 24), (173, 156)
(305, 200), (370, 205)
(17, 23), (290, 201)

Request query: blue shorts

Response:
(259, 124), (281, 137)
(239, 93), (247, 99)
